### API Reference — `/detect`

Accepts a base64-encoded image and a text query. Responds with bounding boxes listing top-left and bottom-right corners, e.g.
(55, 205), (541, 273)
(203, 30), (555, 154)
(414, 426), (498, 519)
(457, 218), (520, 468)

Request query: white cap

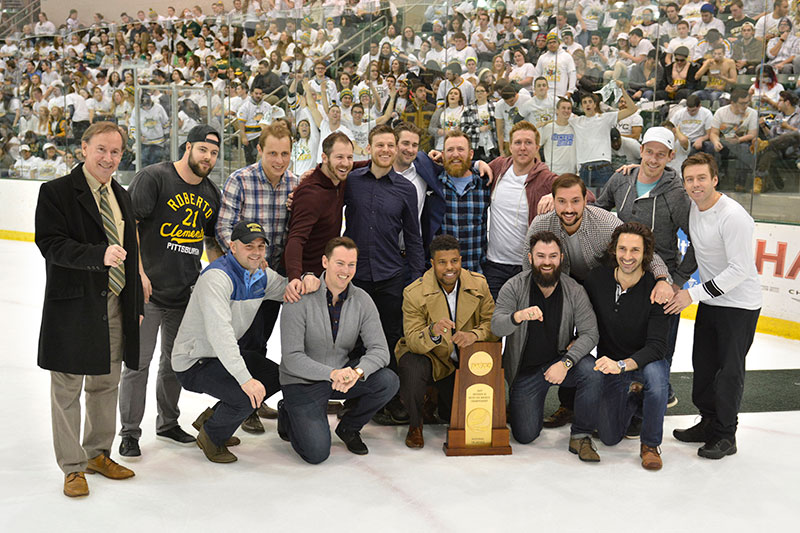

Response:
(617, 32), (629, 41)
(43, 142), (56, 151)
(19, 144), (31, 152)
(641, 127), (674, 151)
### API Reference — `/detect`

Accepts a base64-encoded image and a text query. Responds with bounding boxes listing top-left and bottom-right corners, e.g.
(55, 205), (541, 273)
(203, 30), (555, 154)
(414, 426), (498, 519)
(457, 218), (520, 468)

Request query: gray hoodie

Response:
(492, 271), (599, 388)
(595, 167), (696, 286)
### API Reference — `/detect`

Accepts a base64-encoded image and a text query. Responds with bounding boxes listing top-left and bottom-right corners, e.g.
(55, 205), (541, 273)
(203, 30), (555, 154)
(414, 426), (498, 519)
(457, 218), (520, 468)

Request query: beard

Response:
(188, 151), (214, 178)
(444, 157), (470, 177)
(531, 262), (562, 288)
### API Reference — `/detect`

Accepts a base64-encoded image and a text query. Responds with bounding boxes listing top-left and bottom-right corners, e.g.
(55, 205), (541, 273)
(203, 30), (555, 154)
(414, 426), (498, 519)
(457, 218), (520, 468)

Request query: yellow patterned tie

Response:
(99, 186), (125, 296)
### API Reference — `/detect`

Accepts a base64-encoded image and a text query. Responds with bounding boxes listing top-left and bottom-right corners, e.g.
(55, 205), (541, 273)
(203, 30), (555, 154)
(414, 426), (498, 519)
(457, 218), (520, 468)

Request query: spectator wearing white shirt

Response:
(754, 0), (789, 42)
(34, 13), (57, 37)
(670, 94), (715, 153)
(667, 21), (700, 63)
(691, 5), (727, 39)
(12, 144), (42, 179)
(470, 12), (498, 63)
(628, 29), (655, 64)
(765, 18), (800, 73)
(447, 33), (478, 68)
(534, 34), (577, 100)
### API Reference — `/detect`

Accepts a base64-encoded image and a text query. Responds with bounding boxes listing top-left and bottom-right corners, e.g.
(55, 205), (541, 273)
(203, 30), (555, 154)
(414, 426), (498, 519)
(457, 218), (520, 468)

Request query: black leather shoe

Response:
(241, 412), (265, 434)
(625, 416), (642, 439)
(673, 419), (712, 443)
(157, 425), (196, 446)
(698, 438), (737, 459)
(385, 395), (410, 424)
(276, 400), (290, 442)
(335, 424), (368, 455)
(119, 436), (141, 457)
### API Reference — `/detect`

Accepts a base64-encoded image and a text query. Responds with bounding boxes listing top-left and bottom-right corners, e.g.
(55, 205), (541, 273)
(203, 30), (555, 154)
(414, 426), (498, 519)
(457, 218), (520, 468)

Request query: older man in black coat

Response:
(35, 122), (143, 498)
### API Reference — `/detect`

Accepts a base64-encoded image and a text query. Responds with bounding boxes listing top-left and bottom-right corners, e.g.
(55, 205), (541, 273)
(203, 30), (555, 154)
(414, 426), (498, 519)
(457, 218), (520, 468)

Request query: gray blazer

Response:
(279, 274), (390, 386)
(491, 271), (599, 387)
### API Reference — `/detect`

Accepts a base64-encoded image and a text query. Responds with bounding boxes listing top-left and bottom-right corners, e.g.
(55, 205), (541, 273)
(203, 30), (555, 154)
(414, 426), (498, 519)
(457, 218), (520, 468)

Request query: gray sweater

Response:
(279, 275), (390, 386)
(492, 271), (599, 387)
(595, 167), (696, 286)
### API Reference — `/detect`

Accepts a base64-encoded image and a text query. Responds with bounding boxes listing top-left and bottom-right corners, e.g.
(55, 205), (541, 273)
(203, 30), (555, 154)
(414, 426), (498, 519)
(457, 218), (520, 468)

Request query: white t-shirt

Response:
(520, 96), (556, 128)
(568, 111), (619, 164)
(671, 106), (713, 141)
(317, 119), (354, 163)
(616, 111), (643, 139)
(539, 122), (578, 175)
(667, 134), (689, 175)
(509, 63), (536, 89)
(487, 167), (529, 265)
(350, 121), (370, 161)
(754, 13), (782, 40)
(495, 93), (531, 142)
(710, 105), (758, 140)
(475, 103), (495, 151)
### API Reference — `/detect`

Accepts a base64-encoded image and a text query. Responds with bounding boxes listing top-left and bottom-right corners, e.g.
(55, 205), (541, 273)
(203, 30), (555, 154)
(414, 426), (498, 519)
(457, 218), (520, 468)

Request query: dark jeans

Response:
(664, 313), (680, 397)
(176, 351), (281, 446)
(280, 367), (399, 464)
(353, 273), (405, 373)
(237, 299), (282, 357)
(579, 161), (614, 193)
(597, 359), (669, 447)
(243, 138), (259, 165)
(397, 352), (456, 427)
(141, 143), (166, 168)
(717, 140), (756, 187)
(756, 131), (800, 175)
(692, 303), (760, 441)
(482, 258), (522, 302)
(508, 356), (601, 444)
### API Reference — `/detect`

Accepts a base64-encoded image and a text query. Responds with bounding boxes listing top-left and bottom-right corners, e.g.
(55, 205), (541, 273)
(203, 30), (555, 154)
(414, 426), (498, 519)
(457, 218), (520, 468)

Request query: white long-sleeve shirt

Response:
(687, 194), (762, 310)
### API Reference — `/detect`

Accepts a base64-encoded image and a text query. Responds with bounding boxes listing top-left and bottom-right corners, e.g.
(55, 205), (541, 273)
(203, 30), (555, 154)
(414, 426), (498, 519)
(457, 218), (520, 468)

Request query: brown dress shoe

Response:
(257, 404), (278, 419)
(64, 471), (89, 497)
(543, 406), (574, 428)
(405, 426), (424, 449)
(196, 427), (238, 463)
(640, 444), (663, 471)
(569, 437), (600, 462)
(86, 453), (135, 479)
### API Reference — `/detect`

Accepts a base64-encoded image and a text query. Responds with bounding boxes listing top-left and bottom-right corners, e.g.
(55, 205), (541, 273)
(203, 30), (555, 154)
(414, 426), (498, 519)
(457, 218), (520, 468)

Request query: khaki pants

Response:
(50, 293), (123, 474)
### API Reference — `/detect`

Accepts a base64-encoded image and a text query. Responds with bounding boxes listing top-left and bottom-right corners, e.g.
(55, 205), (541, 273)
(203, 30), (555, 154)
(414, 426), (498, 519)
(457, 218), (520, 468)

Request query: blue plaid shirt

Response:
(438, 171), (490, 273)
(216, 162), (299, 266)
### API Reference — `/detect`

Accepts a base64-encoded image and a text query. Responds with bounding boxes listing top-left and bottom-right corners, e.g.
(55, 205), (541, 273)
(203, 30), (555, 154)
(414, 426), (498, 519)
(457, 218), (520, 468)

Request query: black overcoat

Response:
(34, 163), (142, 374)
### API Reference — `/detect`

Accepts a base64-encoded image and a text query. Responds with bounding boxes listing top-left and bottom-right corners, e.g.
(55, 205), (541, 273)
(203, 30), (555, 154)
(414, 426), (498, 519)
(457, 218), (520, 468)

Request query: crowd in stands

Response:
(1, 0), (799, 191)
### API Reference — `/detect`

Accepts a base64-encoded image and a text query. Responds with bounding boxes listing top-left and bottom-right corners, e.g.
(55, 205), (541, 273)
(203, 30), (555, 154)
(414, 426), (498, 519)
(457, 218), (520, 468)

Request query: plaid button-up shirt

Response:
(439, 171), (490, 273)
(216, 162), (299, 267)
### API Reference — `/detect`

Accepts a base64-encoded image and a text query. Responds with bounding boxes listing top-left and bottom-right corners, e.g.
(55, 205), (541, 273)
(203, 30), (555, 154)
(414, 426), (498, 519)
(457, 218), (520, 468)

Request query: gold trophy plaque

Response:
(443, 342), (512, 456)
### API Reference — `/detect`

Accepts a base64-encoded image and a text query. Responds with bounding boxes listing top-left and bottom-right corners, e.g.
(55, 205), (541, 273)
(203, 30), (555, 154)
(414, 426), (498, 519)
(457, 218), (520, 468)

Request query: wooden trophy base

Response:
(443, 428), (512, 456)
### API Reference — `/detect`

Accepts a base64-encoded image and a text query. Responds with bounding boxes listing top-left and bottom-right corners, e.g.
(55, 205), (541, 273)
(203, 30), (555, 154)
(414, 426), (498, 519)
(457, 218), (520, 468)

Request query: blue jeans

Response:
(508, 356), (601, 444)
(597, 359), (669, 447)
(579, 161), (614, 193)
(280, 368), (399, 464)
(177, 353), (281, 446)
(692, 89), (729, 106)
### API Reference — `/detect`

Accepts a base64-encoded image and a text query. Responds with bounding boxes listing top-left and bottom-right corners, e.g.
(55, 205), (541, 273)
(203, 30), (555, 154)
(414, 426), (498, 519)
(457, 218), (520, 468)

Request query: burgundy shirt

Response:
(284, 165), (345, 280)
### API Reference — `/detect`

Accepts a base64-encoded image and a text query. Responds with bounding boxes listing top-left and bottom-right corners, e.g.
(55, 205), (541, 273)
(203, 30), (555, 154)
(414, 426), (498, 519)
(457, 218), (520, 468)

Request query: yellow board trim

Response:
(681, 304), (800, 341)
(0, 229), (35, 242)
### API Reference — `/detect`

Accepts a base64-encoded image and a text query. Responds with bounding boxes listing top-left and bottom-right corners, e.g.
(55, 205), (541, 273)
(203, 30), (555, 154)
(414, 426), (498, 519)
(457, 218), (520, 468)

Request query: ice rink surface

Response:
(1, 239), (797, 533)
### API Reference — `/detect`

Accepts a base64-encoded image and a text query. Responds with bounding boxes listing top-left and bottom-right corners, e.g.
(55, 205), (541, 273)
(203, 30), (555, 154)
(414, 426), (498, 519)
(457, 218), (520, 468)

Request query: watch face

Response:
(618, 360), (626, 371)
(564, 359), (573, 368)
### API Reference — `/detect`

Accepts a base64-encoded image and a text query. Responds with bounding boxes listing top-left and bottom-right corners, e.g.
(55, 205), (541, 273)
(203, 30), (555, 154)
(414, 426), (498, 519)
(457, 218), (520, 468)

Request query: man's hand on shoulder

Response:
(283, 274), (321, 302)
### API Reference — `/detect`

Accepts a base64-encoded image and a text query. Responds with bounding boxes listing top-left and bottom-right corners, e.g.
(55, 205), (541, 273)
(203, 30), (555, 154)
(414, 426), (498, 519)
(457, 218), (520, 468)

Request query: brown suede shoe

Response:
(63, 471), (89, 497)
(196, 426), (238, 463)
(641, 444), (663, 471)
(405, 426), (424, 449)
(257, 404), (278, 419)
(568, 437), (600, 462)
(193, 407), (240, 446)
(86, 453), (135, 479)
(543, 406), (574, 428)
(241, 412), (265, 434)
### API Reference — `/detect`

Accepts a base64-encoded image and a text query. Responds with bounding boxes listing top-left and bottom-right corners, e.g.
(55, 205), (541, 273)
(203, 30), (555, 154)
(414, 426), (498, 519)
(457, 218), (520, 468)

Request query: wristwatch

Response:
(562, 359), (573, 370)
(355, 368), (365, 380)
(617, 360), (627, 373)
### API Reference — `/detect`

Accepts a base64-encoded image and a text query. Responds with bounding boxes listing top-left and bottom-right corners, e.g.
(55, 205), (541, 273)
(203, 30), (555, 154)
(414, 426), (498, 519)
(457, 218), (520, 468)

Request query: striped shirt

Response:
(439, 171), (490, 273)
(216, 162), (299, 266)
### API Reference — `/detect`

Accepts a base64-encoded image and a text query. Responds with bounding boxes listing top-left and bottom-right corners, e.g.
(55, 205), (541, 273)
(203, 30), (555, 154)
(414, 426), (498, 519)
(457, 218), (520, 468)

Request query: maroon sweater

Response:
(284, 165), (345, 280)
